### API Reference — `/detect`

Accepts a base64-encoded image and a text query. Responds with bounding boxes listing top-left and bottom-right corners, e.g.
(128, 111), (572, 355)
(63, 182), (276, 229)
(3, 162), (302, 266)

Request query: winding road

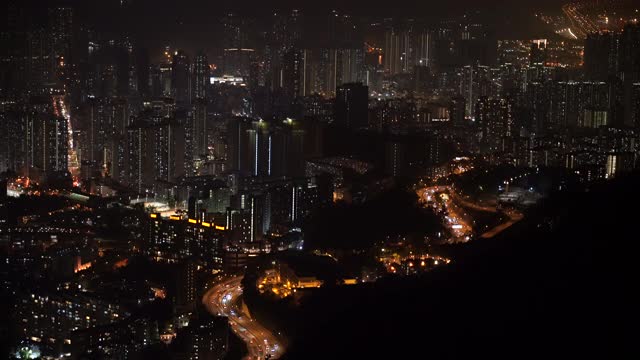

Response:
(203, 276), (285, 360)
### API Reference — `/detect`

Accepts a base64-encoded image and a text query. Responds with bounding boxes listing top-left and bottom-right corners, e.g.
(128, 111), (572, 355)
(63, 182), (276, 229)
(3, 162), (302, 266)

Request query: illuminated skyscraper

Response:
(193, 51), (209, 100)
(266, 10), (304, 90)
(171, 50), (191, 106)
(126, 122), (153, 193)
(383, 27), (405, 75)
(620, 24), (640, 127)
(385, 140), (406, 177)
(192, 99), (208, 161)
(25, 111), (68, 175)
(416, 30), (434, 67)
(461, 65), (491, 118)
(283, 49), (305, 99)
(338, 47), (365, 85)
(383, 22), (431, 75)
(475, 97), (514, 154)
(551, 81), (609, 129)
(25, 29), (55, 92)
(526, 81), (553, 136)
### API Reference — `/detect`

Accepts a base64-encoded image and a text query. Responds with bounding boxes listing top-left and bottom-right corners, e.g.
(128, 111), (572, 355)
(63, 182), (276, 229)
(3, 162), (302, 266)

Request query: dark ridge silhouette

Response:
(279, 172), (638, 359)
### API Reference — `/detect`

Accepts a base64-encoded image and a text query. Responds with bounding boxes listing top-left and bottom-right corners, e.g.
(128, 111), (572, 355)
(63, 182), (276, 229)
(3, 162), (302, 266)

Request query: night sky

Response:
(75, 0), (563, 29)
(88, 0), (558, 56)
(9, 0), (564, 60)
(122, 0), (562, 16)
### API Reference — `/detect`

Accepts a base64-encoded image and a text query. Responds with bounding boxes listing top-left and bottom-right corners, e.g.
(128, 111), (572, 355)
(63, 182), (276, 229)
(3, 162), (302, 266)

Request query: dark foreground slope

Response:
(282, 173), (638, 359)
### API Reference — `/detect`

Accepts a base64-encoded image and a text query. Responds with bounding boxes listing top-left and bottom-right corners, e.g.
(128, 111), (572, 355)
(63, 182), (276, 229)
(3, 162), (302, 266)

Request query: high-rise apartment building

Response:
(193, 51), (209, 100)
(171, 50), (191, 106)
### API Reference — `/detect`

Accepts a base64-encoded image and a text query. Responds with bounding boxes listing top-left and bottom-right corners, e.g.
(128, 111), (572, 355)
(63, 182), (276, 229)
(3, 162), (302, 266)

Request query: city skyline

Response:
(1, 0), (638, 359)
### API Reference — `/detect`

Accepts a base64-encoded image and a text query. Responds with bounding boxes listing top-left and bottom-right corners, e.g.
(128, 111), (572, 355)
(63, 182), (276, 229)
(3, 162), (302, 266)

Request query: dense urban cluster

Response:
(1, 0), (638, 359)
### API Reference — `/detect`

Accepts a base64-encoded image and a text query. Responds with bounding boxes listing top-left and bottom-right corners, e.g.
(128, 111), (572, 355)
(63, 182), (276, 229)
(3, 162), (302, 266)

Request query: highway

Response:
(418, 185), (524, 242)
(562, 2), (600, 39)
(419, 186), (473, 242)
(203, 276), (285, 360)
